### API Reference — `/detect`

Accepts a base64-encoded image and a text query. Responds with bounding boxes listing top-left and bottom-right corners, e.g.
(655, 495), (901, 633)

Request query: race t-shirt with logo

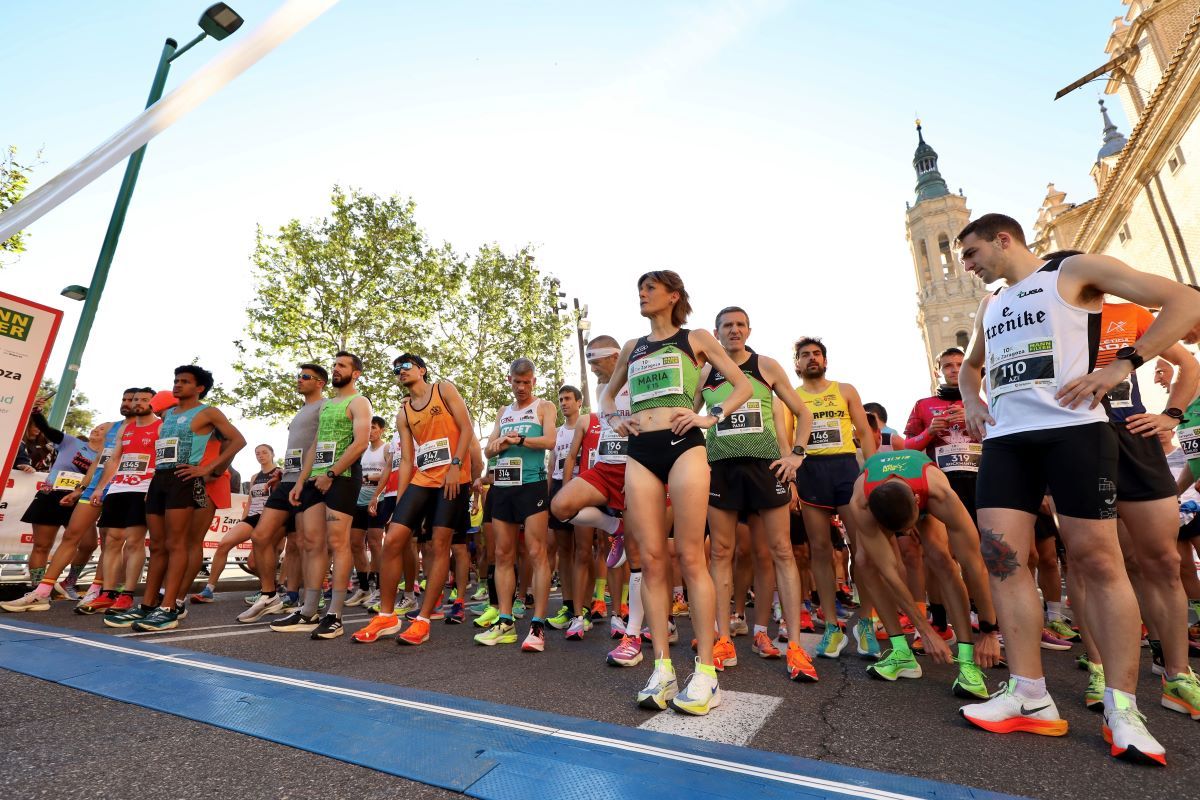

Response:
(1095, 302), (1154, 423)
(155, 404), (212, 470)
(107, 418), (163, 494)
(701, 350), (780, 462)
(246, 467), (281, 517)
(403, 383), (470, 489)
(357, 440), (389, 505)
(311, 394), (363, 478)
(981, 257), (1105, 439)
(282, 400), (324, 485)
(551, 421), (580, 481)
(494, 400), (548, 487)
(81, 420), (124, 501)
(627, 329), (701, 414)
(903, 387), (983, 474)
(862, 450), (934, 514)
(794, 381), (857, 456)
(596, 383), (631, 465)
(43, 435), (95, 494)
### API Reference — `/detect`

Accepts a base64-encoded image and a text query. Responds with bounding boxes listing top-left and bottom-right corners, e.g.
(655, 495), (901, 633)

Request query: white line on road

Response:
(637, 689), (782, 746)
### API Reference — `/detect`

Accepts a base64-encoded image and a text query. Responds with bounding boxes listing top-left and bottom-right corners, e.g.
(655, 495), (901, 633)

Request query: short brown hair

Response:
(638, 270), (691, 327)
(793, 336), (826, 361)
(715, 306), (749, 328)
(936, 347), (964, 364)
(956, 213), (1026, 246)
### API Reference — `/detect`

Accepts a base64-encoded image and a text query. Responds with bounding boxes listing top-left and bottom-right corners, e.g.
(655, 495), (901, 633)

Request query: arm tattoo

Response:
(979, 527), (1020, 581)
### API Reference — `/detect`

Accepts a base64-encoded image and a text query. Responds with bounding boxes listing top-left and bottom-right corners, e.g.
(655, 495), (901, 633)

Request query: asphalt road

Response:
(2, 590), (1197, 800)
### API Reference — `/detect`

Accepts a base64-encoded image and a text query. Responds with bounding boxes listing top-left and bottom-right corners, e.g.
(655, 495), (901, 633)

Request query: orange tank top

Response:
(403, 383), (470, 488)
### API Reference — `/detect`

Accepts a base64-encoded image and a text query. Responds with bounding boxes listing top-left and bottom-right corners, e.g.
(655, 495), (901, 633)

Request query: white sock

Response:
(1046, 601), (1064, 622)
(1103, 687), (1137, 715)
(627, 570), (645, 633)
(570, 507), (620, 535)
(1012, 674), (1048, 700)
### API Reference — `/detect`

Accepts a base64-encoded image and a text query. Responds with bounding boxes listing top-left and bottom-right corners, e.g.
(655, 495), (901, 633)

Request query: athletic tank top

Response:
(795, 381), (856, 456)
(701, 351), (779, 461)
(155, 404), (210, 470)
(1096, 302), (1153, 423)
(283, 400), (324, 482)
(44, 436), (95, 493)
(862, 450), (934, 513)
(495, 399), (547, 486)
(384, 435), (402, 497)
(403, 383), (470, 488)
(108, 418), (163, 494)
(581, 412), (601, 471)
(627, 329), (701, 414)
(357, 440), (388, 504)
(1177, 396), (1200, 481)
(312, 394), (359, 477)
(82, 421), (123, 500)
(246, 468), (280, 517)
(551, 420), (579, 481)
(596, 383), (631, 464)
(981, 258), (1104, 439)
(904, 392), (982, 474)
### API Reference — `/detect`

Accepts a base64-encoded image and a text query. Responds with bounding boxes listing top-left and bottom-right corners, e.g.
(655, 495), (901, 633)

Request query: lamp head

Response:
(200, 3), (243, 40)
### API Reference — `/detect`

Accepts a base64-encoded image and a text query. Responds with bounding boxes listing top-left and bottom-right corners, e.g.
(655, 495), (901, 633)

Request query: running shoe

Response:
(75, 593), (115, 615)
(244, 592), (261, 606)
(396, 596), (418, 615)
(638, 664), (679, 710)
(772, 599), (783, 624)
(797, 610), (815, 634)
(469, 600), (491, 616)
(1046, 619), (1080, 642)
(867, 648), (922, 681)
(512, 600), (526, 619)
(470, 585), (489, 602)
(109, 593), (134, 613)
(729, 615), (749, 637)
(474, 606), (500, 628)
(352, 614), (402, 643)
(713, 636), (738, 670)
(270, 611), (319, 633)
(1040, 628), (1072, 651)
(786, 642), (819, 682)
(777, 620), (789, 643)
(566, 616), (587, 641)
(103, 604), (151, 628)
(610, 615), (627, 638)
(1103, 693), (1166, 765)
(855, 618), (880, 659)
(398, 618), (430, 645)
(1161, 670), (1200, 720)
(669, 661), (721, 716)
(344, 588), (369, 608)
(522, 624), (546, 652)
(311, 614), (344, 640)
(1076, 653), (1092, 671)
(897, 613), (916, 635)
(618, 602), (629, 617)
(953, 660), (989, 700)
(958, 678), (1068, 736)
(671, 593), (689, 617)
(836, 582), (856, 606)
(606, 522), (626, 568)
(364, 588), (380, 609)
(79, 585), (102, 606)
(279, 594), (301, 613)
(131, 607), (179, 633)
(175, 601), (188, 621)
(1085, 661), (1106, 711)
(668, 620), (679, 644)
(238, 592), (284, 623)
(589, 599), (608, 621)
(190, 585), (215, 604)
(752, 630), (781, 659)
(913, 624), (956, 654)
(547, 605), (572, 630)
(0, 591), (50, 613)
(1150, 640), (1165, 676)
(607, 634), (644, 667)
(816, 625), (848, 658)
(475, 620), (517, 646)
(445, 601), (465, 624)
(55, 582), (79, 602)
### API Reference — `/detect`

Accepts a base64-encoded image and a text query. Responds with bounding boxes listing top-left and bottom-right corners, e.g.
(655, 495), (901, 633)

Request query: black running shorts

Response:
(298, 471), (360, 516)
(98, 492), (148, 528)
(1112, 422), (1177, 502)
(145, 470), (208, 515)
(392, 483), (471, 531)
(709, 457), (790, 513)
(20, 490), (74, 527)
(490, 482), (549, 524)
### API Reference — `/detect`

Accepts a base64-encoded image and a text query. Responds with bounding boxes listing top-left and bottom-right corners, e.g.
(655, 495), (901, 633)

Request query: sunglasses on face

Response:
(297, 373), (317, 381)
(392, 362), (415, 375)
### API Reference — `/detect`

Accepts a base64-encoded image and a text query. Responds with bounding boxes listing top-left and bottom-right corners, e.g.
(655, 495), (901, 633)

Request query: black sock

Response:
(810, 590), (820, 606)
(564, 599), (574, 616)
(525, 592), (534, 606)
(368, 571), (379, 590)
(486, 566), (498, 606)
(357, 570), (371, 591)
(103, 589), (119, 599)
(930, 603), (947, 629)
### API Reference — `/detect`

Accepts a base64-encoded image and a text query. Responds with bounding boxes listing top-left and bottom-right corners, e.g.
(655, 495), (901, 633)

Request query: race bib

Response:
(313, 441), (336, 469)
(391, 447), (402, 471)
(807, 419), (843, 451)
(493, 457), (523, 487)
(935, 442), (982, 473)
(53, 471), (85, 491)
(628, 354), (684, 404)
(716, 400), (764, 437)
(155, 437), (179, 467)
(284, 448), (303, 474)
(597, 432), (628, 463)
(1179, 426), (1200, 463)
(1105, 377), (1133, 409)
(116, 453), (151, 477)
(416, 437), (452, 472)
(988, 339), (1056, 399)
(97, 446), (114, 468)
(587, 448), (598, 469)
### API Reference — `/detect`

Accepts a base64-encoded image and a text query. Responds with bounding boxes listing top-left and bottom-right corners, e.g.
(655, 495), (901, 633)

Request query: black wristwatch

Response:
(451, 457), (462, 466)
(978, 619), (1000, 635)
(709, 405), (724, 421)
(517, 435), (526, 447)
(1115, 346), (1144, 370)
(1164, 407), (1184, 420)
(792, 445), (806, 457)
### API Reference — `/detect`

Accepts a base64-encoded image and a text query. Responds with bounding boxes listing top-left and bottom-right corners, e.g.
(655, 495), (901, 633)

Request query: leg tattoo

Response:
(979, 527), (1020, 581)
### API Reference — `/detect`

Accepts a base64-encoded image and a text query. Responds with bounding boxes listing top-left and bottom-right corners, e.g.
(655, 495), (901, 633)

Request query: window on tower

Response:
(956, 330), (969, 348)
(939, 235), (955, 278)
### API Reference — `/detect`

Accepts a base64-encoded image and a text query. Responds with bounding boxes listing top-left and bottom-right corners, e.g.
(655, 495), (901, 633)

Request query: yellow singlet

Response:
(794, 381), (857, 456)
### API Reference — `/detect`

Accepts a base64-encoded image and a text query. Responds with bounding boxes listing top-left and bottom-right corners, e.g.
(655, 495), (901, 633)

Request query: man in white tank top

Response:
(956, 213), (1200, 766)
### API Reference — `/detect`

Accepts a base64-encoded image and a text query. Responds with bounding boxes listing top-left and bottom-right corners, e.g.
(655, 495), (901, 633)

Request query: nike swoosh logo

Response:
(1020, 704), (1051, 715)
(671, 439), (685, 446)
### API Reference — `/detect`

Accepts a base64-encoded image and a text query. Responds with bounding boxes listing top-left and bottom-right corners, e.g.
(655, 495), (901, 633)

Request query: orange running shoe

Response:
(714, 635), (738, 670)
(786, 642), (819, 682)
(590, 599), (608, 620)
(351, 614), (402, 643)
(752, 630), (781, 659)
(398, 618), (430, 646)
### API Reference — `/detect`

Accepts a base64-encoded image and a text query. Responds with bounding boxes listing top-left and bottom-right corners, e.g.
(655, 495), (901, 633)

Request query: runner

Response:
(347, 416), (389, 608)
(273, 352), (371, 639)
(474, 358), (556, 651)
(547, 385), (584, 632)
(863, 403), (903, 451)
(956, 214), (1199, 764)
(191, 444), (281, 603)
(695, 305), (818, 681)
(844, 449), (1001, 699)
(601, 270), (752, 715)
(790, 336), (878, 658)
(352, 353), (474, 646)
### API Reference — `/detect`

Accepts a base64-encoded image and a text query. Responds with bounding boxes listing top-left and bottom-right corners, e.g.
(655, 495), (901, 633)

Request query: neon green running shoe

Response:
(547, 605), (572, 630)
(1076, 653), (1092, 671)
(1047, 619), (1080, 642)
(866, 648), (922, 681)
(512, 599), (526, 619)
(816, 626), (848, 659)
(952, 659), (989, 699)
(668, 661), (721, 716)
(1085, 662), (1106, 711)
(473, 605), (500, 628)
(637, 664), (679, 711)
(471, 585), (489, 602)
(474, 620), (517, 646)
(1161, 669), (1200, 720)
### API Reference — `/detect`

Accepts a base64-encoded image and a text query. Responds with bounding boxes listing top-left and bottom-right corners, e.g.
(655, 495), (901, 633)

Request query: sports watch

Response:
(1114, 346), (1144, 369)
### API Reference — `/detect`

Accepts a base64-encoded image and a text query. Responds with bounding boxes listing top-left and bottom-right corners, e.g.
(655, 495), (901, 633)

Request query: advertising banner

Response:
(0, 291), (63, 494)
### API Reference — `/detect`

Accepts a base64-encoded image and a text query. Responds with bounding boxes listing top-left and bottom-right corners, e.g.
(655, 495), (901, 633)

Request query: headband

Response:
(586, 347), (619, 361)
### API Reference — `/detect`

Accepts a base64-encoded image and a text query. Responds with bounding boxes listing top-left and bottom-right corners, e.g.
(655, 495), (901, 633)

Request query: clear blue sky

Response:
(5, 1), (1129, 476)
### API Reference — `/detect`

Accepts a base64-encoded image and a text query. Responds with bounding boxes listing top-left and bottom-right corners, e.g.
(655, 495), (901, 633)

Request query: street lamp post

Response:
(48, 4), (243, 428)
(574, 297), (591, 410)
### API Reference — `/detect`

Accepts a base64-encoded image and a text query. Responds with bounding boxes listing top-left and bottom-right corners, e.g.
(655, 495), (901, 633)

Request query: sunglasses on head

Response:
(392, 361), (415, 375)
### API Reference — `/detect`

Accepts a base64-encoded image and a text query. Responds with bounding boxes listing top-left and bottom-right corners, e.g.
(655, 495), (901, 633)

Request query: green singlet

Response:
(701, 351), (779, 461)
(627, 328), (701, 414)
(311, 393), (359, 477)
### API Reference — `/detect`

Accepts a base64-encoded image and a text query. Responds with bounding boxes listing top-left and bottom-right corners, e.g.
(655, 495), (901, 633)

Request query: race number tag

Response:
(313, 441), (336, 469)
(391, 446), (402, 471)
(494, 457), (523, 487)
(1179, 426), (1200, 463)
(1105, 377), (1133, 409)
(716, 400), (764, 437)
(597, 432), (628, 462)
(52, 471), (84, 491)
(98, 446), (114, 468)
(807, 419), (843, 452)
(416, 437), (452, 472)
(116, 453), (151, 477)
(155, 437), (179, 467)
(587, 448), (598, 469)
(284, 448), (303, 474)
(988, 339), (1056, 399)
(935, 442), (982, 473)
(628, 354), (684, 404)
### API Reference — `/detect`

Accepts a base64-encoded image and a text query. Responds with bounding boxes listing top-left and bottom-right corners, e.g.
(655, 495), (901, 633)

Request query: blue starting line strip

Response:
(0, 620), (1021, 800)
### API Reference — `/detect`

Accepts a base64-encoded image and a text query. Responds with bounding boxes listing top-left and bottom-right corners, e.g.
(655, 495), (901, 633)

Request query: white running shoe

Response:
(958, 678), (1068, 737)
(238, 592), (285, 623)
(0, 591), (50, 613)
(729, 615), (749, 637)
(1103, 693), (1166, 765)
(637, 665), (679, 710)
(565, 616), (587, 641)
(396, 596), (418, 615)
(669, 661), (722, 716)
(610, 615), (627, 638)
(344, 588), (369, 608)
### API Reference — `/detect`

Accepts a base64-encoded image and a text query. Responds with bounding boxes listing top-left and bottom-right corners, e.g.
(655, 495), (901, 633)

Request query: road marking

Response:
(637, 690), (781, 746)
(0, 620), (942, 800)
(116, 614), (369, 639)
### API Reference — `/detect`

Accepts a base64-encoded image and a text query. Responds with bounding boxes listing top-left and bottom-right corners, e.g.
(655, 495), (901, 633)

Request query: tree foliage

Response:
(39, 378), (97, 437)
(1, 145), (39, 259)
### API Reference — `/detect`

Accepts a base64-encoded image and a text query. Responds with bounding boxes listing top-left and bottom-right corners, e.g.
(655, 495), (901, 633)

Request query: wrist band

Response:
(978, 619), (1000, 634)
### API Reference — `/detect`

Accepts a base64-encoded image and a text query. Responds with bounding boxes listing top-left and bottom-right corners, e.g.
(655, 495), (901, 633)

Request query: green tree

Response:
(1, 145), (39, 259)
(38, 378), (97, 437)
(212, 186), (461, 423)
